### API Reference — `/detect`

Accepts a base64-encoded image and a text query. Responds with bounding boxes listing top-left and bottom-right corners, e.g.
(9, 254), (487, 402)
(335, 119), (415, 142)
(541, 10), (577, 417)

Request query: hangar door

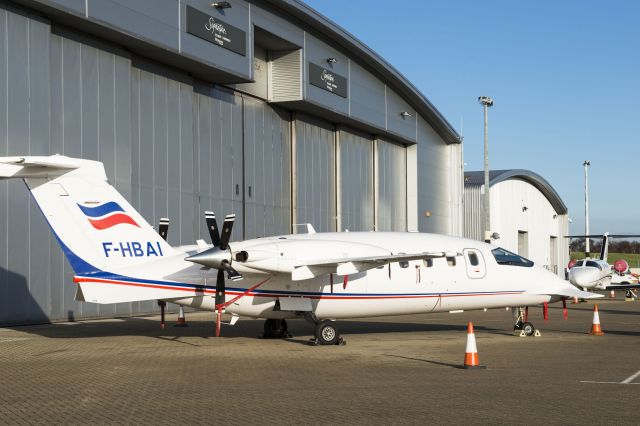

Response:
(243, 97), (292, 239)
(294, 114), (337, 232)
(193, 85), (244, 239)
(376, 138), (407, 231)
(339, 128), (374, 231)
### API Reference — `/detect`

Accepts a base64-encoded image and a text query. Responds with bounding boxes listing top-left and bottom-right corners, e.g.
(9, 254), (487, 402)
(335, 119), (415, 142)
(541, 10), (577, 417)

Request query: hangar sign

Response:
(186, 6), (246, 56)
(309, 62), (348, 98)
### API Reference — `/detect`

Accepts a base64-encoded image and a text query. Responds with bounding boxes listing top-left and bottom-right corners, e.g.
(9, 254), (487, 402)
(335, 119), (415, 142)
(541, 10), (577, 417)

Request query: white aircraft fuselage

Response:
(80, 232), (573, 320)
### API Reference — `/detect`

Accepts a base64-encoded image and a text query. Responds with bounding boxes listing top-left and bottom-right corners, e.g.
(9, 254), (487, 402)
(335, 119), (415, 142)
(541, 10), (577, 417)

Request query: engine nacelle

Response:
(613, 259), (629, 274)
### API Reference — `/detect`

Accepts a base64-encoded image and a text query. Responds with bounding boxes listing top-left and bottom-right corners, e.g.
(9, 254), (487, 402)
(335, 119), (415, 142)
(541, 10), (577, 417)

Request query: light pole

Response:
(583, 160), (591, 255)
(478, 96), (493, 242)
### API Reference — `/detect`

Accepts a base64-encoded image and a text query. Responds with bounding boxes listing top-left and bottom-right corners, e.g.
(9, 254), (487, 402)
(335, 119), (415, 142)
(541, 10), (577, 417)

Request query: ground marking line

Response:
(0, 338), (29, 343)
(580, 370), (640, 385)
(621, 370), (640, 384)
(580, 381), (640, 385)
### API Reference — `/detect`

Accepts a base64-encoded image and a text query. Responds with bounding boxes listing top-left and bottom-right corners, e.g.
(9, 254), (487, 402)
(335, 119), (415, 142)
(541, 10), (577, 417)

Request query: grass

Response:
(570, 252), (640, 267)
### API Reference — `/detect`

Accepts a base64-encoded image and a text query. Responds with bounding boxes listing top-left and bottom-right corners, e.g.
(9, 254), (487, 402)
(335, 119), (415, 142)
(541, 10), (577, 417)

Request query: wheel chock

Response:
(517, 329), (541, 337)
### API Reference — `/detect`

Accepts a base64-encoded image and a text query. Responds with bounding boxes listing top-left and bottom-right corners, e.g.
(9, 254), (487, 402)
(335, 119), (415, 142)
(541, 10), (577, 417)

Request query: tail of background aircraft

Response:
(599, 233), (609, 262)
(0, 155), (178, 275)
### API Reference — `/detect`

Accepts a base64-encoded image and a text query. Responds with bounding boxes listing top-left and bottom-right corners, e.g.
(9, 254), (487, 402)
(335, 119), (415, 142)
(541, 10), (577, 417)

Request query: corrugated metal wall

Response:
(463, 184), (483, 241)
(293, 114), (336, 232)
(338, 128), (373, 232)
(192, 84), (244, 240)
(0, 7), (292, 325)
(243, 98), (291, 238)
(376, 138), (407, 231)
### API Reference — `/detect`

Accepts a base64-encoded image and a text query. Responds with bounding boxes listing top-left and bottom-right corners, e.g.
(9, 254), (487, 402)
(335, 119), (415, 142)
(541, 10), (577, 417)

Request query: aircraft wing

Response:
(291, 251), (459, 281)
(541, 286), (603, 300)
(605, 283), (640, 291)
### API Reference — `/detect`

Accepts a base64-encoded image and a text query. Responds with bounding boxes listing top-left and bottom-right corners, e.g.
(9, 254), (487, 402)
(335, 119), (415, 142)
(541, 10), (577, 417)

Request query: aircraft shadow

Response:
(548, 304), (640, 316)
(0, 267), (49, 326)
(384, 354), (464, 369)
(5, 316), (513, 341)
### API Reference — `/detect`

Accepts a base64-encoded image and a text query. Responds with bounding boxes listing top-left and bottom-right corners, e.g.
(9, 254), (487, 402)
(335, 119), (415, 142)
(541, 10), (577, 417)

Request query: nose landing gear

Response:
(513, 307), (540, 337)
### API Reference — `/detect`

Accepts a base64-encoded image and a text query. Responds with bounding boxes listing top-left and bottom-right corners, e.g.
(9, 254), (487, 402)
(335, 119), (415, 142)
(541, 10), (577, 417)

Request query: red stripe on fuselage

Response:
(88, 213), (140, 230)
(73, 276), (524, 300)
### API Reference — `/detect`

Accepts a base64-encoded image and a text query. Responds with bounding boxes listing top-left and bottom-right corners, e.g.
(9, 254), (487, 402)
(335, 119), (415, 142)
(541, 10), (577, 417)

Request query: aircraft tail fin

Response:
(599, 232), (609, 262)
(0, 155), (178, 275)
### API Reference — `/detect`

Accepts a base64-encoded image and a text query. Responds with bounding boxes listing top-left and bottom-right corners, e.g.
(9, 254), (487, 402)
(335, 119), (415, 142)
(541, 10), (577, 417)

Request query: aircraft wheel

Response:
(522, 322), (535, 337)
(263, 319), (288, 338)
(315, 320), (340, 345)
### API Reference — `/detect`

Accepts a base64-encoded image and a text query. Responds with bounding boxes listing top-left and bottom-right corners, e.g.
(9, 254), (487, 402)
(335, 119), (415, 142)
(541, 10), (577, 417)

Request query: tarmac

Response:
(1, 298), (639, 425)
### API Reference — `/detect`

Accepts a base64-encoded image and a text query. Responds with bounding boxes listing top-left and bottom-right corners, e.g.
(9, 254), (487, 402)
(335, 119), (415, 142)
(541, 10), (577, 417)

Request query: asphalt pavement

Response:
(1, 298), (638, 425)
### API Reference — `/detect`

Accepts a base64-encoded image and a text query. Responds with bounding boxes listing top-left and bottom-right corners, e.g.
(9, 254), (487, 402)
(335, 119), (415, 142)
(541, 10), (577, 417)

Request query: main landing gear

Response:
(513, 307), (537, 337)
(262, 314), (346, 345)
(263, 319), (291, 339)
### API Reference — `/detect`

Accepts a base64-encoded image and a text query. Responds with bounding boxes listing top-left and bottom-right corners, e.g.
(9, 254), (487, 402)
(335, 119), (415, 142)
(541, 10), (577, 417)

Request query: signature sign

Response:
(309, 62), (347, 98)
(186, 6), (246, 56)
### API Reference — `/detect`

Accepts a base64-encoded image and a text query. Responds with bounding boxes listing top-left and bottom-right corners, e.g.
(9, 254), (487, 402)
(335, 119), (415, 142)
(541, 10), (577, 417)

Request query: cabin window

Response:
(468, 252), (479, 266)
(423, 259), (433, 268)
(446, 256), (456, 267)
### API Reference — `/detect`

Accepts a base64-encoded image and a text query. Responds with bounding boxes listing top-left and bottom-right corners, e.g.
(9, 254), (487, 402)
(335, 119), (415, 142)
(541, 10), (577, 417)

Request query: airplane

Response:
(0, 155), (601, 344)
(567, 233), (640, 298)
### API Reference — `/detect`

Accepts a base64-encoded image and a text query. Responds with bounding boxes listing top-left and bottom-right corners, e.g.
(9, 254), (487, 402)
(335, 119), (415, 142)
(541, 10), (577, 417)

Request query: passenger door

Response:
(463, 248), (486, 279)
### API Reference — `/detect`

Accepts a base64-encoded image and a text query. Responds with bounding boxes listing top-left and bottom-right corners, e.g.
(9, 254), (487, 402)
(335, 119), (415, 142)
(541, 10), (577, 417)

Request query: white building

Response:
(464, 170), (569, 276)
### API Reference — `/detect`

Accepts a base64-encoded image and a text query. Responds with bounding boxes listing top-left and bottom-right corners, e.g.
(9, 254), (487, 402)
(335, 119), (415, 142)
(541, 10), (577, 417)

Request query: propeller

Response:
(185, 212), (243, 337)
(186, 212), (242, 280)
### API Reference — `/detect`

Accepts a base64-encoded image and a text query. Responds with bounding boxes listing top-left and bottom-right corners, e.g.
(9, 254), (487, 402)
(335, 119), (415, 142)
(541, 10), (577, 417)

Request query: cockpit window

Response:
(491, 248), (534, 267)
(585, 260), (603, 270)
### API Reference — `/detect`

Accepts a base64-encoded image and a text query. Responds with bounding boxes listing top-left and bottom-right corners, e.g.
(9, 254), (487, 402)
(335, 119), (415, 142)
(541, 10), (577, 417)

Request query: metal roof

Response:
(264, 0), (461, 144)
(464, 170), (568, 214)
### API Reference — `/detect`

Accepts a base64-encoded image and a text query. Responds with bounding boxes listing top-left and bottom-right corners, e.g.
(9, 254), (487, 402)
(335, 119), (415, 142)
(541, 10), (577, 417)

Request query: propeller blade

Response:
(158, 218), (169, 241)
(205, 211), (221, 247)
(215, 268), (225, 307)
(219, 214), (235, 251)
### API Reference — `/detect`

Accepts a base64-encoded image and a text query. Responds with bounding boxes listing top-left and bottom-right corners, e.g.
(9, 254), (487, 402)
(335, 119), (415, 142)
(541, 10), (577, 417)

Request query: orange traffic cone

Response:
(174, 306), (188, 327)
(589, 304), (604, 335)
(463, 322), (485, 369)
(609, 290), (616, 299)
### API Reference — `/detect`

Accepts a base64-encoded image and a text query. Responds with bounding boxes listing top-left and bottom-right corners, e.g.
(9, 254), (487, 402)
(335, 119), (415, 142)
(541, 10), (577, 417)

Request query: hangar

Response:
(463, 170), (569, 277)
(0, 0), (462, 325)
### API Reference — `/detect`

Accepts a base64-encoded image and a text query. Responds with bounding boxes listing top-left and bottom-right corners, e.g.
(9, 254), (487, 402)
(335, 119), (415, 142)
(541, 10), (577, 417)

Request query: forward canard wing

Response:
(291, 251), (460, 281)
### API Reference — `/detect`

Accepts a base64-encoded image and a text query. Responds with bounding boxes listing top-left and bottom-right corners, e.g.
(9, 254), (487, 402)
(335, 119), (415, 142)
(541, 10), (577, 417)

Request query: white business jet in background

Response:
(0, 155), (600, 344)
(567, 233), (640, 298)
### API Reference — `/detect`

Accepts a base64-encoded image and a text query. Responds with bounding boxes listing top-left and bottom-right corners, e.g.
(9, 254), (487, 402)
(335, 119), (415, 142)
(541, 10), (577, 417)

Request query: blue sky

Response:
(303, 0), (640, 235)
